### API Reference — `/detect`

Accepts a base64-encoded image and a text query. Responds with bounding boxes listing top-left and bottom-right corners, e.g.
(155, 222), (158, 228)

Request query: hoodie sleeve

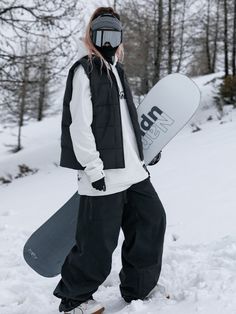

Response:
(69, 64), (105, 183)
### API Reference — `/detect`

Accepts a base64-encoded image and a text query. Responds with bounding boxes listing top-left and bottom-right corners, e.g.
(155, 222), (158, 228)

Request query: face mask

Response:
(95, 44), (118, 64)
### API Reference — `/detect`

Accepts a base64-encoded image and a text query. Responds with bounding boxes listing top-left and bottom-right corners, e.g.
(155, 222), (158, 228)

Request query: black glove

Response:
(91, 176), (106, 191)
(148, 151), (162, 166)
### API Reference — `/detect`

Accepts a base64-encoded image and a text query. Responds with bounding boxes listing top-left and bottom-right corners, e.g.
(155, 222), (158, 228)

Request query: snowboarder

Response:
(53, 6), (166, 314)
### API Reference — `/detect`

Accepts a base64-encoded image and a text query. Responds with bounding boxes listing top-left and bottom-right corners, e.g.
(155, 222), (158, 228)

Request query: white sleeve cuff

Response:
(88, 169), (105, 184)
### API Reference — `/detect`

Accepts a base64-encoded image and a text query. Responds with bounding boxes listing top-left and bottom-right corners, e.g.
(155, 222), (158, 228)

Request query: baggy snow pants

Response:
(53, 176), (166, 312)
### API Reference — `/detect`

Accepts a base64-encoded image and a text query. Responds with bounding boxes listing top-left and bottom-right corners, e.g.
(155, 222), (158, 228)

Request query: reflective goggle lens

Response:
(93, 30), (122, 47)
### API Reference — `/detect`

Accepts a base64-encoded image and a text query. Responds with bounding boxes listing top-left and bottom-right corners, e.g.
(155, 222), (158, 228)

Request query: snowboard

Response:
(23, 73), (201, 277)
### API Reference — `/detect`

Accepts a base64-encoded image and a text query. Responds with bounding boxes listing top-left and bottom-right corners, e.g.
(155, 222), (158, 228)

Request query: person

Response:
(53, 6), (166, 314)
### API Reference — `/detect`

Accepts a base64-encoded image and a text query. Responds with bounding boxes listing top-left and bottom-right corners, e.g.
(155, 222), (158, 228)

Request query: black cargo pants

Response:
(53, 176), (166, 312)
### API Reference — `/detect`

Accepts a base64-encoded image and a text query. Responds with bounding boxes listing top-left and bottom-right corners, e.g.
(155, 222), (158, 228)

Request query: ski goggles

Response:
(91, 29), (122, 48)
(91, 13), (123, 48)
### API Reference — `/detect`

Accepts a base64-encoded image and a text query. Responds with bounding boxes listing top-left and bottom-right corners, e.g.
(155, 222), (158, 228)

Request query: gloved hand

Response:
(148, 151), (162, 166)
(91, 176), (106, 191)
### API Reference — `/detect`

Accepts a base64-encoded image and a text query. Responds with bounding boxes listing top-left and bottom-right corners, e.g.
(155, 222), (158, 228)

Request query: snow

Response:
(0, 73), (236, 313)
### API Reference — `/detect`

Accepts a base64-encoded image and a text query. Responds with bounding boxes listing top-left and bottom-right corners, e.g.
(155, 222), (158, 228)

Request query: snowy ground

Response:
(0, 73), (236, 314)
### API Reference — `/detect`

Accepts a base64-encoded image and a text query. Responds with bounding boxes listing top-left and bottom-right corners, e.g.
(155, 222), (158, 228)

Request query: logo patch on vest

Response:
(119, 91), (125, 99)
(140, 105), (175, 150)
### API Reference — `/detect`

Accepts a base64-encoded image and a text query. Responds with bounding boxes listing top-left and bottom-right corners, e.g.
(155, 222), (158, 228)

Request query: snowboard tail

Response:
(23, 192), (79, 277)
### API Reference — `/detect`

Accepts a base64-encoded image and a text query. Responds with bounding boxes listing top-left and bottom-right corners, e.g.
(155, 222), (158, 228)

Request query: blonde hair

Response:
(83, 7), (124, 83)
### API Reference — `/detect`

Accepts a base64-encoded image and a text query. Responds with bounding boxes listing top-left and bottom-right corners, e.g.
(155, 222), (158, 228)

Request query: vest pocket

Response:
(95, 126), (117, 149)
(92, 104), (116, 128)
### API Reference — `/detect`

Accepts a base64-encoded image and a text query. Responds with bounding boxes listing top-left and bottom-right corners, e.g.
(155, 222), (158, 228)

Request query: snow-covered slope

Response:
(0, 73), (236, 314)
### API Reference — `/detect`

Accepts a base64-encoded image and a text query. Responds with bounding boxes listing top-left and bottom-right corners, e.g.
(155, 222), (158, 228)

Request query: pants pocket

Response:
(87, 194), (122, 222)
(87, 196), (107, 221)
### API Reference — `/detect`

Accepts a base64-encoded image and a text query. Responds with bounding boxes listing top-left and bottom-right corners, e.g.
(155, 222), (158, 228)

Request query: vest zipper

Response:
(109, 70), (125, 168)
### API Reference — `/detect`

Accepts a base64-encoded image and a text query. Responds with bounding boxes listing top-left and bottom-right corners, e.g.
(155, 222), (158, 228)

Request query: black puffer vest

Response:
(59, 55), (144, 170)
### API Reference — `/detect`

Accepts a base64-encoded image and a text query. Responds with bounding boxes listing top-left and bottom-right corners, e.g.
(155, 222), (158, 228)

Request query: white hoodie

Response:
(69, 53), (149, 196)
